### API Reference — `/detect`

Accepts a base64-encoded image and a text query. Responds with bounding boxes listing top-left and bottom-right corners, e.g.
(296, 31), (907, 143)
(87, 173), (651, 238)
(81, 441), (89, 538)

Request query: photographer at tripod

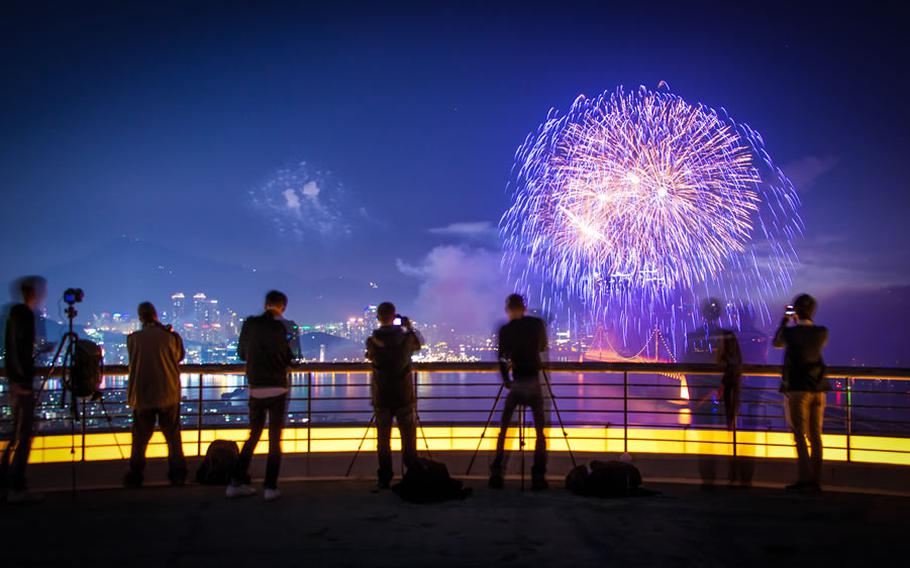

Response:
(490, 294), (549, 491)
(366, 302), (422, 489)
(123, 302), (187, 488)
(1, 276), (48, 504)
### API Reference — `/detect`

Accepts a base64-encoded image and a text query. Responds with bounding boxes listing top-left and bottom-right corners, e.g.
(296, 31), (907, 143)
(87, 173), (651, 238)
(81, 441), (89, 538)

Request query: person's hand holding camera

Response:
(781, 305), (797, 324)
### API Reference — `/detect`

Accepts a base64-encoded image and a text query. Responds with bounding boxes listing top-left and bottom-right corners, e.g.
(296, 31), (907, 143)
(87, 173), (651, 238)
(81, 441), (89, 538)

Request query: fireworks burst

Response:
(501, 85), (802, 342)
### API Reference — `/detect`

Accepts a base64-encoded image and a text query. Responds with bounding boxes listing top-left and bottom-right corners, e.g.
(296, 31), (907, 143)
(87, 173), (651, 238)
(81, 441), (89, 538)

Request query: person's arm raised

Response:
(772, 316), (789, 349)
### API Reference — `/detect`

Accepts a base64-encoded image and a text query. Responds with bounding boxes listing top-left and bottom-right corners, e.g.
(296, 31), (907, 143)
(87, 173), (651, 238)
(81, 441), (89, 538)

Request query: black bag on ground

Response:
(70, 339), (103, 397)
(392, 458), (472, 503)
(195, 440), (240, 485)
(566, 460), (656, 497)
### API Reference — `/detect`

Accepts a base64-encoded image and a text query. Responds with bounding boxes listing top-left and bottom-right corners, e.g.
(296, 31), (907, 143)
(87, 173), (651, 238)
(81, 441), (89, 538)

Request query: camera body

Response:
(393, 314), (410, 328)
(63, 288), (85, 304)
(785, 305), (796, 317)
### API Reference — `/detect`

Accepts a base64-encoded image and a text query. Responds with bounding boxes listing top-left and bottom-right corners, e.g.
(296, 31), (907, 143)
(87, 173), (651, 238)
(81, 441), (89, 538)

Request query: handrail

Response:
(7, 361), (910, 379)
(4, 362), (910, 469)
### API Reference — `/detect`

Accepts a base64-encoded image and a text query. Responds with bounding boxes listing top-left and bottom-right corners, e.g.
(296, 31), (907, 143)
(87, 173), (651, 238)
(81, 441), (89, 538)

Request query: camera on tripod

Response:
(63, 288), (84, 304)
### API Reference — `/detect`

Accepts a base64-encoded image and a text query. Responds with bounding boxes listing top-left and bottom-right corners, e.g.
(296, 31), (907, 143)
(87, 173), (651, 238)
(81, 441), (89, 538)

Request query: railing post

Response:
(306, 371), (312, 475)
(732, 415), (738, 458)
(197, 373), (203, 457)
(846, 377), (853, 463)
(623, 371), (629, 455)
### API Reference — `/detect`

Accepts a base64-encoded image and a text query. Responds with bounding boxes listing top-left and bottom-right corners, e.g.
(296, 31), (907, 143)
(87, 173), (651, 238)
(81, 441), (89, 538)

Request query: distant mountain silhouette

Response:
(39, 237), (413, 323)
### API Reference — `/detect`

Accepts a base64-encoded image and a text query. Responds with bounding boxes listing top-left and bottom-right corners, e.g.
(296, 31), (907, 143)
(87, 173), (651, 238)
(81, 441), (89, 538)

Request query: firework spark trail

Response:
(501, 86), (802, 343)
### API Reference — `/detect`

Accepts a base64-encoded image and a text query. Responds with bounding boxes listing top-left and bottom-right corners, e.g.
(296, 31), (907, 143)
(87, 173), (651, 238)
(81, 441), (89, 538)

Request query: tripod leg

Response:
(96, 396), (126, 461)
(415, 410), (433, 460)
(465, 383), (505, 475)
(70, 390), (77, 499)
(543, 370), (577, 468)
(80, 397), (87, 463)
(412, 372), (432, 459)
(520, 406), (526, 492)
(345, 413), (376, 477)
(36, 333), (70, 401)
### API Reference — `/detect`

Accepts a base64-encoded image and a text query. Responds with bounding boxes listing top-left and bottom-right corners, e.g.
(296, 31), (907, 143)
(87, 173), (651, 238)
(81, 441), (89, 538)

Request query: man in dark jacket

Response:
(773, 294), (829, 492)
(124, 302), (187, 488)
(1, 276), (47, 503)
(227, 290), (294, 502)
(490, 293), (549, 491)
(366, 302), (422, 489)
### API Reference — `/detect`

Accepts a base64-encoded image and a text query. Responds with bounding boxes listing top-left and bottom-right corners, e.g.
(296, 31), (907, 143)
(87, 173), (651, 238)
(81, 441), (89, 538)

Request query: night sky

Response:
(2, 1), (908, 363)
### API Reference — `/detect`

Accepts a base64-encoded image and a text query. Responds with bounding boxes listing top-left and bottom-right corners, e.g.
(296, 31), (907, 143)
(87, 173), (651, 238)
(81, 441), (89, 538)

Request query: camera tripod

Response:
(465, 368), (577, 488)
(344, 372), (433, 477)
(35, 301), (124, 496)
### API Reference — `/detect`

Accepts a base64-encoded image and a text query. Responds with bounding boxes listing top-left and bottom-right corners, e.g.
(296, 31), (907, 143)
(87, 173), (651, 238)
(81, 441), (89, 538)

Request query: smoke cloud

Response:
(397, 245), (510, 334)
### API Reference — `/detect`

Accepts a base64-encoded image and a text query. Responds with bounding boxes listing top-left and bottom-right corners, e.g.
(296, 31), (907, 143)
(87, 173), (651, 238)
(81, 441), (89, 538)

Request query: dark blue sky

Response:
(2, 1), (909, 345)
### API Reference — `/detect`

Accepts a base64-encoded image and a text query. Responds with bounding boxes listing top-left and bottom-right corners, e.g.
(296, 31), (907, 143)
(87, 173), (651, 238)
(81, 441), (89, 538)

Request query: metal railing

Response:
(2, 362), (910, 466)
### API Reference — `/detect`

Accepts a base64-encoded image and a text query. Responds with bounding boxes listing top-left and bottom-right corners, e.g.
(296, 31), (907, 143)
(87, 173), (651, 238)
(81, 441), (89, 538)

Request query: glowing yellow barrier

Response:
(9, 426), (910, 467)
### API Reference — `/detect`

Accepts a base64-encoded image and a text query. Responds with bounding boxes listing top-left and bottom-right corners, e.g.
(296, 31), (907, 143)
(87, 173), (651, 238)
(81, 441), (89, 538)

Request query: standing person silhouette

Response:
(124, 302), (187, 488)
(227, 290), (293, 502)
(1, 276), (48, 504)
(366, 302), (422, 489)
(774, 294), (829, 492)
(490, 293), (549, 491)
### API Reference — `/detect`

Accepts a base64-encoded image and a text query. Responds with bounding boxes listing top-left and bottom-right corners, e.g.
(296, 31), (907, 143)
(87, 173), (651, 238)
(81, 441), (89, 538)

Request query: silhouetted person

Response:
(490, 293), (549, 491)
(685, 299), (748, 486)
(227, 290), (293, 502)
(124, 302), (187, 488)
(366, 302), (422, 489)
(774, 294), (829, 492)
(736, 304), (770, 365)
(1, 276), (47, 503)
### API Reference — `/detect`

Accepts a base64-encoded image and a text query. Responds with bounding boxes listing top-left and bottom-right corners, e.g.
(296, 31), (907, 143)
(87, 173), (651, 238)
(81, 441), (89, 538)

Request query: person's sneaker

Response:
(488, 475), (505, 490)
(785, 482), (810, 492)
(531, 477), (549, 491)
(123, 472), (143, 489)
(7, 490), (45, 504)
(225, 484), (257, 499)
(168, 471), (187, 487)
(377, 479), (391, 490)
(264, 488), (282, 502)
(802, 482), (822, 493)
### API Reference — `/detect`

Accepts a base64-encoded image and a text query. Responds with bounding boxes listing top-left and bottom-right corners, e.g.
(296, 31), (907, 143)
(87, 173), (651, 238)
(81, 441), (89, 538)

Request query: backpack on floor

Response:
(70, 339), (104, 398)
(566, 460), (655, 497)
(195, 440), (240, 485)
(392, 458), (472, 503)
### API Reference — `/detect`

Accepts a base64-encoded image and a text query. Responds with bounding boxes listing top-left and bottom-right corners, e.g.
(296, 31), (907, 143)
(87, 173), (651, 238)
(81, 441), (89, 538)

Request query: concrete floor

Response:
(2, 478), (909, 567)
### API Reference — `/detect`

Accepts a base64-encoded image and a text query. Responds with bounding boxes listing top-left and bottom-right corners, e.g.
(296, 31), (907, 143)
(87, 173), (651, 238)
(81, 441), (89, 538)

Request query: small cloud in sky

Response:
(302, 181), (320, 199)
(283, 188), (301, 211)
(784, 155), (839, 192)
(792, 232), (910, 293)
(429, 221), (499, 242)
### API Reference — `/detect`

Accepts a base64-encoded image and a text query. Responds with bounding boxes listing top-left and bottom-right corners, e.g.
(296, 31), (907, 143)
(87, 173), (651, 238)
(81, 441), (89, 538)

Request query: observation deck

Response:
(5, 362), (909, 474)
(3, 362), (910, 566)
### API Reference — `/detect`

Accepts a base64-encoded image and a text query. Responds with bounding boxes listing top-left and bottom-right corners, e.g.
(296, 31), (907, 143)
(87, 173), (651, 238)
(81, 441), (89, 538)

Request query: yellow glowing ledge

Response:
(9, 427), (910, 467)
